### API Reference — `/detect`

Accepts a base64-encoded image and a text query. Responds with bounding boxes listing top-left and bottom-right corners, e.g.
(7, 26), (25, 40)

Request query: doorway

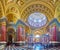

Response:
(7, 34), (13, 45)
(6, 27), (15, 46)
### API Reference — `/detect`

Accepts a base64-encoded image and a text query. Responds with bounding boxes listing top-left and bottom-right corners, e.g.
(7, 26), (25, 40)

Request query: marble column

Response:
(1, 21), (6, 42)
(17, 26), (22, 41)
(53, 26), (56, 41)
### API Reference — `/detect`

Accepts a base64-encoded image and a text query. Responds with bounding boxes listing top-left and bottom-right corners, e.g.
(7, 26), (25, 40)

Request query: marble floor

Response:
(3, 46), (60, 50)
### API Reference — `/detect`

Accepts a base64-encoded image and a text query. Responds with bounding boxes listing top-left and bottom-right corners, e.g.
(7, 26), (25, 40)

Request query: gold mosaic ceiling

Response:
(0, 0), (60, 23)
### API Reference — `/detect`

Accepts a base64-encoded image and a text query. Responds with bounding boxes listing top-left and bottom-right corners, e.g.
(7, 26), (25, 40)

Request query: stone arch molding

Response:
(55, 0), (60, 22)
(6, 12), (19, 23)
(5, 3), (20, 17)
(21, 1), (55, 23)
(5, 3), (21, 23)
(0, 1), (4, 18)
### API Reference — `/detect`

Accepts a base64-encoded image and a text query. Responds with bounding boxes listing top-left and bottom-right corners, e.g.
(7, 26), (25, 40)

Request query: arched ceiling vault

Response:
(6, 12), (19, 23)
(0, 0), (60, 23)
(0, 0), (60, 34)
(0, 1), (5, 17)
(21, 1), (55, 23)
(20, 0), (55, 11)
(5, 3), (21, 19)
(55, 0), (60, 22)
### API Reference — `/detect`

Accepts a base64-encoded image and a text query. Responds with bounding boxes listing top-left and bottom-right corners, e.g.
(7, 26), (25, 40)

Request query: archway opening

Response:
(7, 27), (15, 46)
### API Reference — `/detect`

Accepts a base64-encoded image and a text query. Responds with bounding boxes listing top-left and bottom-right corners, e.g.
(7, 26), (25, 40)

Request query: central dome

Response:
(28, 12), (47, 28)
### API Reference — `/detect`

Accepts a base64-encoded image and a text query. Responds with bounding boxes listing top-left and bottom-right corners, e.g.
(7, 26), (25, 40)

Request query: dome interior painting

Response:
(28, 12), (47, 29)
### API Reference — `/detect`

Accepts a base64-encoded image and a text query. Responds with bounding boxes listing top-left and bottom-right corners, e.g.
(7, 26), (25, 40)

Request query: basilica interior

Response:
(0, 0), (60, 50)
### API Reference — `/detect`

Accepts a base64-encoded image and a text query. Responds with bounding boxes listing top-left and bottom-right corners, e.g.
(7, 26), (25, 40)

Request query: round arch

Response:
(55, 1), (60, 22)
(21, 1), (55, 23)
(5, 3), (21, 20)
(7, 27), (16, 42)
(0, 1), (4, 18)
(5, 3), (20, 14)
(6, 12), (19, 23)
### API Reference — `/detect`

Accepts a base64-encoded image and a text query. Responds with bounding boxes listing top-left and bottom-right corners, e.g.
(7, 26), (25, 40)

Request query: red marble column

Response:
(22, 28), (25, 41)
(17, 26), (22, 41)
(53, 26), (56, 41)
(1, 22), (6, 42)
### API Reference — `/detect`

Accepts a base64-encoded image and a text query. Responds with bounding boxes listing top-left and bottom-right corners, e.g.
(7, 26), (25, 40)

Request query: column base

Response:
(0, 41), (7, 43)
(0, 41), (7, 45)
(14, 41), (26, 46)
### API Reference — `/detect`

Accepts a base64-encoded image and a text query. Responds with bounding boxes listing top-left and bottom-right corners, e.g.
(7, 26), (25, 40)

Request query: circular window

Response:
(28, 12), (47, 28)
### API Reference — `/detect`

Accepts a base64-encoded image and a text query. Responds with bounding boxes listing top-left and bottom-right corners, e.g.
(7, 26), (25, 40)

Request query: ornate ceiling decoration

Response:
(0, 1), (4, 18)
(6, 13), (18, 23)
(0, 0), (59, 34)
(55, 0), (60, 22)
(21, 3), (55, 22)
(5, 5), (20, 22)
(0, 0), (60, 23)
